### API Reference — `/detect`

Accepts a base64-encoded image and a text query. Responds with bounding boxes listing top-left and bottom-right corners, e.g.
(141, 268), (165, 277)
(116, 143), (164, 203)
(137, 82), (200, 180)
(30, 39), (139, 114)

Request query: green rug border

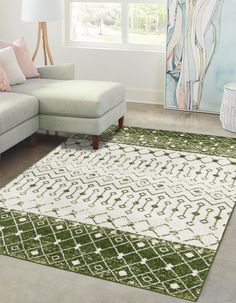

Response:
(93, 125), (236, 159)
(0, 206), (215, 302)
(0, 252), (200, 302)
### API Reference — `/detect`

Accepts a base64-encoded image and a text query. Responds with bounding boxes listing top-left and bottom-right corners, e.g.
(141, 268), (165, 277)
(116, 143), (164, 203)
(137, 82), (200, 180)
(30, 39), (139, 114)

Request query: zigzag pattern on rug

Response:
(0, 127), (235, 301)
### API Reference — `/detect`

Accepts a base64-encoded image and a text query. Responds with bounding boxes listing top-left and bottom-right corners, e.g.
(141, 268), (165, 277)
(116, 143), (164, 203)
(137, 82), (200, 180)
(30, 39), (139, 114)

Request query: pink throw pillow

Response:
(0, 37), (39, 79)
(0, 66), (11, 92)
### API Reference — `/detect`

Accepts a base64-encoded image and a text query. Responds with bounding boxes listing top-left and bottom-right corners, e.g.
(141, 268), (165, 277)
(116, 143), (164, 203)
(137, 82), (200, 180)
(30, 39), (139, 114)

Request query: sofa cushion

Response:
(0, 66), (11, 92)
(11, 79), (125, 118)
(0, 47), (26, 85)
(0, 92), (38, 135)
(0, 37), (39, 79)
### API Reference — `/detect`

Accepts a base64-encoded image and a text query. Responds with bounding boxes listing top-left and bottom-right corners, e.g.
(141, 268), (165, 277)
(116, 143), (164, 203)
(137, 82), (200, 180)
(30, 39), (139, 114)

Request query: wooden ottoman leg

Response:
(118, 116), (124, 129)
(30, 133), (37, 148)
(92, 135), (100, 150)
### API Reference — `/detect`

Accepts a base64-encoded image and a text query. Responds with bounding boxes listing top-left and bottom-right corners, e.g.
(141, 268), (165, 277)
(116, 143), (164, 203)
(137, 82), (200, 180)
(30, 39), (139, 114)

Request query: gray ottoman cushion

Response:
(0, 93), (38, 135)
(11, 79), (125, 118)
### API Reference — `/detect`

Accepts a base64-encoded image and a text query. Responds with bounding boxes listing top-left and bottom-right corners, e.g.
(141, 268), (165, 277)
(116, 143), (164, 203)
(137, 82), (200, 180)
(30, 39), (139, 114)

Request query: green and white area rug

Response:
(0, 127), (235, 301)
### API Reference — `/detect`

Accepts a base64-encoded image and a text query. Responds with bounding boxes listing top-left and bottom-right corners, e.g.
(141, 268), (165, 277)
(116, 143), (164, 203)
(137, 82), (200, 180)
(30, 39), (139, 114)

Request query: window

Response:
(65, 0), (167, 51)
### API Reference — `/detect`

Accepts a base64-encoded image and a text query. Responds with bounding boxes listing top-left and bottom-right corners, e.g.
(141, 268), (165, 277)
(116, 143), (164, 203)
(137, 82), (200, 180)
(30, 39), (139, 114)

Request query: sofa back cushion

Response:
(0, 65), (11, 92)
(0, 46), (26, 85)
(0, 37), (39, 79)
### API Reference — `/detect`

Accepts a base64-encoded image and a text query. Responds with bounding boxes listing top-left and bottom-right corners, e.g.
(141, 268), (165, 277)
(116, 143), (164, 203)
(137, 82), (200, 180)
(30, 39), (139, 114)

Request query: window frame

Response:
(64, 0), (166, 52)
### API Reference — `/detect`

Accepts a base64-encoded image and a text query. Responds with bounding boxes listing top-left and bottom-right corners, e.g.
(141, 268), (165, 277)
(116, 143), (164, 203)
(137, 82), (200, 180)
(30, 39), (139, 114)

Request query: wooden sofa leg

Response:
(30, 133), (37, 148)
(92, 135), (100, 150)
(118, 116), (124, 129)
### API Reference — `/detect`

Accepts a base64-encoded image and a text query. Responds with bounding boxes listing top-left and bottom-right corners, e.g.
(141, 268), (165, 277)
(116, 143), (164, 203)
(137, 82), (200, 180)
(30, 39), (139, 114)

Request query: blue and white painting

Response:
(165, 0), (236, 113)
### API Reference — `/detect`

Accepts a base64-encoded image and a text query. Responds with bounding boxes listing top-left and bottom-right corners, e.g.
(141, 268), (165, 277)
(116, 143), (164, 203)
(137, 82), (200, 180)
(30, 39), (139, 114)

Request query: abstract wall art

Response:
(165, 0), (236, 113)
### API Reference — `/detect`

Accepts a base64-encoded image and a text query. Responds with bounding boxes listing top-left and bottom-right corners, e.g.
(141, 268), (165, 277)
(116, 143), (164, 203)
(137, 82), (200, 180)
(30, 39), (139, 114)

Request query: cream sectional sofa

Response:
(0, 64), (126, 155)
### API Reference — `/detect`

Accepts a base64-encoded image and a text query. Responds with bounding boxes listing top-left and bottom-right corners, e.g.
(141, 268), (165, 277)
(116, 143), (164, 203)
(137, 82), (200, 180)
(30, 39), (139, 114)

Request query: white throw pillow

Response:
(0, 46), (26, 85)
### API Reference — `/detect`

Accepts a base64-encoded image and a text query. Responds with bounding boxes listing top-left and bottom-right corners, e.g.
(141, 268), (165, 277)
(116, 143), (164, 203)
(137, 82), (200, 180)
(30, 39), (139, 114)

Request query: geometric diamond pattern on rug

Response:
(0, 207), (214, 302)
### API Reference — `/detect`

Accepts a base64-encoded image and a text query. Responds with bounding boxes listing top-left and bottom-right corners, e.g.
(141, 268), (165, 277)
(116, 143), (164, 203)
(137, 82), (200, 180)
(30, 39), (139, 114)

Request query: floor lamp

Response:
(21, 0), (63, 65)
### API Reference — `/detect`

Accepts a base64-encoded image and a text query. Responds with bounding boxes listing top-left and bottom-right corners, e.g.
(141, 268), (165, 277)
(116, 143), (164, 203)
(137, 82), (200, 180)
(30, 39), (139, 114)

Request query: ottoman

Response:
(11, 77), (126, 150)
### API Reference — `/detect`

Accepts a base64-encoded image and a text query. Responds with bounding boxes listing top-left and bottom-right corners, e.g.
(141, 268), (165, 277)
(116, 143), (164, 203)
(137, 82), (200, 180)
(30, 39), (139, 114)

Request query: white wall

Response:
(0, 0), (165, 104)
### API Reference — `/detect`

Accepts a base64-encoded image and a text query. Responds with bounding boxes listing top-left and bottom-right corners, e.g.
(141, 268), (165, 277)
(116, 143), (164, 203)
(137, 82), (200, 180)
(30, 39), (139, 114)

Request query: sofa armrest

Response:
(37, 64), (75, 80)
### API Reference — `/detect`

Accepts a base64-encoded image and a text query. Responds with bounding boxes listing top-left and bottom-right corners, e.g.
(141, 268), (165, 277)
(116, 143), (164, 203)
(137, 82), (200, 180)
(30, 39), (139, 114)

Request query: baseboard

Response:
(126, 88), (164, 105)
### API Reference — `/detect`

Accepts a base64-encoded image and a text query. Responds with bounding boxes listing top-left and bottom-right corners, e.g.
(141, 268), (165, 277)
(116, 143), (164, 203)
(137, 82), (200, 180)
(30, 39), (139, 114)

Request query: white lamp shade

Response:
(21, 0), (63, 22)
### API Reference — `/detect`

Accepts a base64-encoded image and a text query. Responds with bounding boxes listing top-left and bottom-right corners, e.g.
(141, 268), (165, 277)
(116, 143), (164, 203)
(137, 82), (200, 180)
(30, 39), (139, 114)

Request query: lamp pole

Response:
(32, 22), (54, 65)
